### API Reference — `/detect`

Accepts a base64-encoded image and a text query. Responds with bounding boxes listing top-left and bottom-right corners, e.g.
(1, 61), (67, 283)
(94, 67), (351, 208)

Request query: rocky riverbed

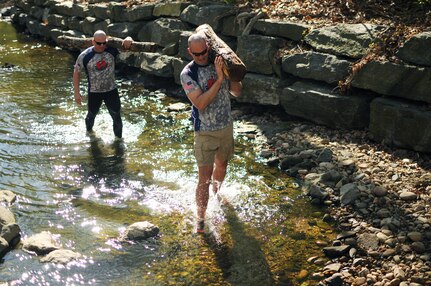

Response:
(235, 105), (431, 286)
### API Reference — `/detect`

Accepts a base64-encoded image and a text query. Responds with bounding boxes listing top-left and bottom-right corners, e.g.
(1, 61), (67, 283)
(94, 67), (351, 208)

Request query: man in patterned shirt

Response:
(73, 30), (133, 139)
(180, 32), (242, 233)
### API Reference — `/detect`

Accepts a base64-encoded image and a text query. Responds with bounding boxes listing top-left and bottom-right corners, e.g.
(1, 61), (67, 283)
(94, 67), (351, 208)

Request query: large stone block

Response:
(107, 22), (144, 39)
(109, 2), (127, 22)
(369, 97), (431, 153)
(397, 32), (431, 67)
(237, 73), (286, 105)
(136, 21), (152, 42)
(126, 4), (154, 22)
(305, 24), (387, 59)
(66, 16), (84, 32)
(282, 52), (352, 84)
(351, 60), (431, 104)
(180, 4), (233, 32)
(82, 16), (101, 36)
(72, 4), (87, 19)
(50, 1), (75, 17)
(221, 15), (242, 37)
(88, 3), (110, 20)
(253, 19), (309, 41)
(280, 81), (373, 129)
(147, 18), (188, 47)
(47, 14), (66, 28)
(153, 2), (189, 17)
(236, 34), (286, 75)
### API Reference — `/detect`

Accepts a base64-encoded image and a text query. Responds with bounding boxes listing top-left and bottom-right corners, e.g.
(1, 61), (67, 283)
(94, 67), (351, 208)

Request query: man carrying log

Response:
(72, 30), (133, 139)
(180, 31), (243, 234)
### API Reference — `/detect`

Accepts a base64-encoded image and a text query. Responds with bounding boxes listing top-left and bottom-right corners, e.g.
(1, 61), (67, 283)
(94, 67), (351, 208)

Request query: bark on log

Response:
(56, 35), (158, 53)
(195, 24), (247, 82)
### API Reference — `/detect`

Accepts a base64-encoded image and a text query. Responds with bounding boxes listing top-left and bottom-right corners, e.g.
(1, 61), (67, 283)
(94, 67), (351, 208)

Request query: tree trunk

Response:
(55, 35), (158, 53)
(196, 24), (247, 82)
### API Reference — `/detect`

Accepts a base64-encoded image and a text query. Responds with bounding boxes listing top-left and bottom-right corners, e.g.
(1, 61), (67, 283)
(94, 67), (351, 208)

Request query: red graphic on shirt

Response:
(96, 59), (107, 70)
(207, 77), (216, 89)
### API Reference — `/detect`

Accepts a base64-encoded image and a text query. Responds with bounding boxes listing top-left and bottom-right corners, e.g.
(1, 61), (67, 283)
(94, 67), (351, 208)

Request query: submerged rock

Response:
(122, 221), (159, 241)
(0, 190), (17, 204)
(40, 249), (82, 264)
(22, 231), (61, 255)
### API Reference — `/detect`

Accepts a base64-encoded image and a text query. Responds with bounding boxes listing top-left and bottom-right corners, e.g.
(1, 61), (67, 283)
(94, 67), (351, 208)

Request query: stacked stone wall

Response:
(5, 0), (431, 153)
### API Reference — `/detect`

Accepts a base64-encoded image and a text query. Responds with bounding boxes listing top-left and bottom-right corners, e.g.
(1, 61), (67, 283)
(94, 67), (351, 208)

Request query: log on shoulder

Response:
(56, 35), (158, 53)
(195, 24), (247, 82)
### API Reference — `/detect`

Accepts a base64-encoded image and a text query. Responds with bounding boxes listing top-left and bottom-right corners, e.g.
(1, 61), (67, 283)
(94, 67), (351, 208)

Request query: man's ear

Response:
(187, 47), (192, 56)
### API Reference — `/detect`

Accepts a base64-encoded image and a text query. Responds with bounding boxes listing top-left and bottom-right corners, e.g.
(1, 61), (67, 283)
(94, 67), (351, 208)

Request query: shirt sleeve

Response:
(180, 71), (200, 95)
(74, 53), (84, 72)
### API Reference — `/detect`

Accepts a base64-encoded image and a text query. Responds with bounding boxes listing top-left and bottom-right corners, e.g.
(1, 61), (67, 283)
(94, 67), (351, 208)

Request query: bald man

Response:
(180, 32), (242, 233)
(73, 30), (133, 139)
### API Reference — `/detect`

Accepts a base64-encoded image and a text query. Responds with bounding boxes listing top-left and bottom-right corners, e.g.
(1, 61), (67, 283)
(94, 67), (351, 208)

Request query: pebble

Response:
(245, 112), (431, 286)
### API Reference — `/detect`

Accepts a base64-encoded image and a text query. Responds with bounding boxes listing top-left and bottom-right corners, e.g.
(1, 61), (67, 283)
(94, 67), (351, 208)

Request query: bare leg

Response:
(196, 165), (213, 221)
(212, 157), (228, 194)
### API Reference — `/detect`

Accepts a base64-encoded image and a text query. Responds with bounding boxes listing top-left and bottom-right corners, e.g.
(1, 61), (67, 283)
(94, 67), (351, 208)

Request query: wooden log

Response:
(195, 24), (247, 82)
(56, 35), (158, 53)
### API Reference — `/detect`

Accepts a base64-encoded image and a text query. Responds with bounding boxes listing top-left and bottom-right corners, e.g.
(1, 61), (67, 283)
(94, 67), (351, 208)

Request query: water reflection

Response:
(86, 136), (126, 187)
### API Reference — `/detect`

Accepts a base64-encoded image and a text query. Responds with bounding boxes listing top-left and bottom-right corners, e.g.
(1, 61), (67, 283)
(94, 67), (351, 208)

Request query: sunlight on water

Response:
(0, 21), (336, 286)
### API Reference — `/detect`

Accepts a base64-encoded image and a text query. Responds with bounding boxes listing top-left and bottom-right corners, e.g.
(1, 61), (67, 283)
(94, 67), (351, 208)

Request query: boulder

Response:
(50, 1), (75, 17)
(280, 81), (373, 129)
(0, 190), (16, 204)
(40, 249), (82, 264)
(282, 52), (352, 84)
(125, 4), (154, 22)
(147, 18), (188, 48)
(369, 97), (431, 152)
(153, 2), (189, 17)
(351, 60), (431, 104)
(305, 23), (387, 59)
(253, 19), (309, 41)
(22, 231), (61, 255)
(397, 31), (431, 67)
(122, 221), (159, 241)
(106, 22), (143, 39)
(238, 73), (285, 105)
(1, 223), (21, 245)
(180, 4), (234, 32)
(236, 34), (286, 75)
(0, 237), (9, 257)
(88, 3), (110, 20)
(0, 205), (16, 228)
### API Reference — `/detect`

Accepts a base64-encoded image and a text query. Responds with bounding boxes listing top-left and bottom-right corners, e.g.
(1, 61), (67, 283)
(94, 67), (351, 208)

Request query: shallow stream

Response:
(0, 21), (335, 286)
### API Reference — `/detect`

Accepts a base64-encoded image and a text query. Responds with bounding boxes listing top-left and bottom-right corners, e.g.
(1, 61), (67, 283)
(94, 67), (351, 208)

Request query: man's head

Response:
(188, 32), (209, 65)
(92, 30), (108, 52)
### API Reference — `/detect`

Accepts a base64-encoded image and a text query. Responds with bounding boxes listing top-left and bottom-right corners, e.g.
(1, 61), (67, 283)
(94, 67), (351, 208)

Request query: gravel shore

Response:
(236, 106), (431, 286)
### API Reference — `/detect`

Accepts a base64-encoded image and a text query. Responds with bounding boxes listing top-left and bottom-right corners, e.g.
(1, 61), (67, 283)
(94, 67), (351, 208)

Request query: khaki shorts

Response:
(194, 123), (234, 166)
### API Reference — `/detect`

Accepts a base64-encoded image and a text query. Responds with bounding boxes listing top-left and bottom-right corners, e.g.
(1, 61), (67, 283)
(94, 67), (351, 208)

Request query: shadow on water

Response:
(86, 135), (126, 187)
(203, 202), (277, 286)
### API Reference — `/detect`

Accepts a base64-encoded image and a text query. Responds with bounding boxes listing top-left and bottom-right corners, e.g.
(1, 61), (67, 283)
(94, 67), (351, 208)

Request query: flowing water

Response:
(0, 21), (336, 286)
